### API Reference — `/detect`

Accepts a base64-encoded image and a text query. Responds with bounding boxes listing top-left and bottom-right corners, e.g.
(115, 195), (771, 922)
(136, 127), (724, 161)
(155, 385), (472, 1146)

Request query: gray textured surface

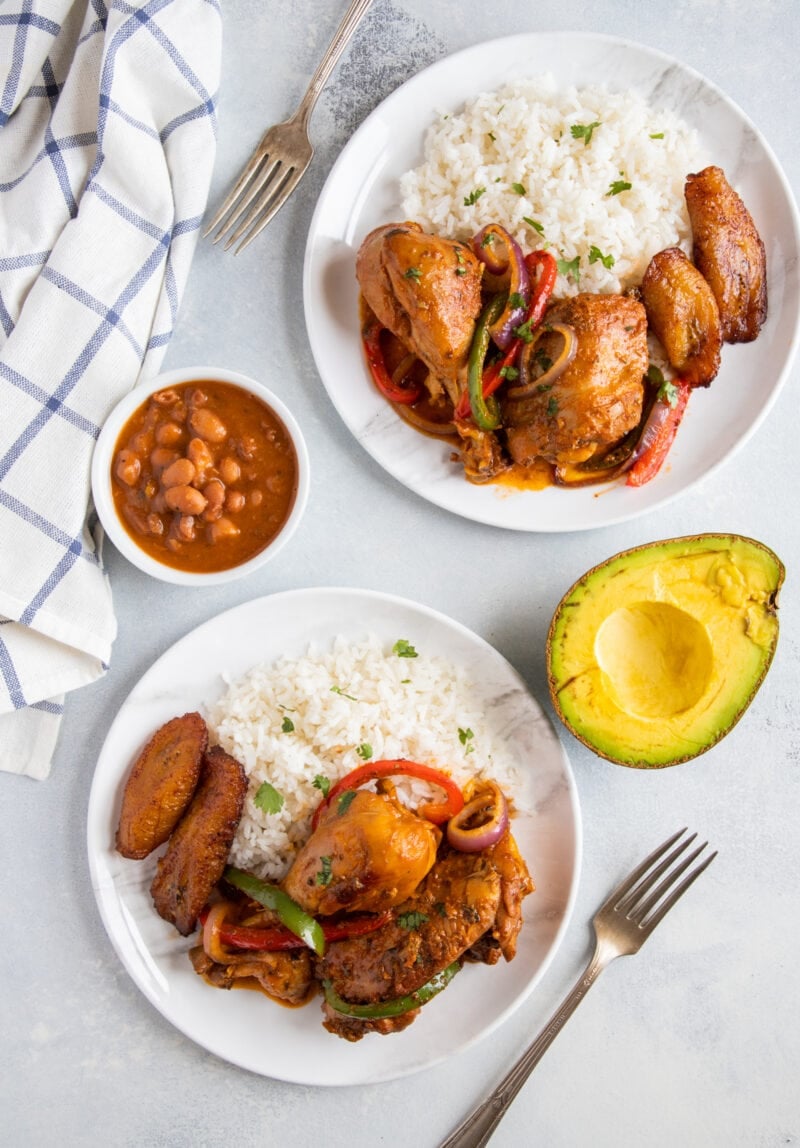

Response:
(4, 2), (799, 1145)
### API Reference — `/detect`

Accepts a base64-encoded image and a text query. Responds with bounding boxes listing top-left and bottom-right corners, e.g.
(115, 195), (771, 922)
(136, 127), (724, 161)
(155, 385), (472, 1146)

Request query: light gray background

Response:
(5, 2), (799, 1145)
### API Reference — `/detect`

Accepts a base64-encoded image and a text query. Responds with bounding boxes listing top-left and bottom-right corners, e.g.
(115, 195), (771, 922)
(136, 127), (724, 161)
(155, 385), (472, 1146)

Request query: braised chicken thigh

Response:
(356, 222), (484, 403)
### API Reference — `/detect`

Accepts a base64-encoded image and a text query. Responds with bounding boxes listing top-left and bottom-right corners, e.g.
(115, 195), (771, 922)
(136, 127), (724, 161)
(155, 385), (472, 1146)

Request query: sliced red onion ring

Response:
(202, 901), (232, 963)
(628, 394), (674, 466)
(471, 225), (531, 349)
(446, 781), (509, 852)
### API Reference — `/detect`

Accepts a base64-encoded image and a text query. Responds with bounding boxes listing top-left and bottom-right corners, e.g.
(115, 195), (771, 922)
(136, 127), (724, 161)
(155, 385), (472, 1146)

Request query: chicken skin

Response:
(502, 293), (648, 467)
(282, 788), (441, 916)
(318, 833), (533, 1041)
(116, 712), (207, 860)
(640, 247), (722, 387)
(685, 165), (767, 343)
(356, 222), (483, 404)
(150, 745), (247, 936)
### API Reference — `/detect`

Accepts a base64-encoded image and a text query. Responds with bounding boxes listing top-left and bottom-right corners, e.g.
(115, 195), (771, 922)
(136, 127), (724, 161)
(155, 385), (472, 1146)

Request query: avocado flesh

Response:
(547, 535), (783, 768)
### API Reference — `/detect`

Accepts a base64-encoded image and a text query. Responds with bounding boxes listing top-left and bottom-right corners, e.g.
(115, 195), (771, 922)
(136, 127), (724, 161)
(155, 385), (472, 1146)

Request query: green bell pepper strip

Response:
(467, 294), (506, 430)
(322, 961), (461, 1019)
(223, 866), (326, 957)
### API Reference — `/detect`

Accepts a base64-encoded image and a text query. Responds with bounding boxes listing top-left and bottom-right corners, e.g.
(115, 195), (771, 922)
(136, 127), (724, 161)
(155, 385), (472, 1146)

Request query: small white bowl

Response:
(91, 366), (310, 585)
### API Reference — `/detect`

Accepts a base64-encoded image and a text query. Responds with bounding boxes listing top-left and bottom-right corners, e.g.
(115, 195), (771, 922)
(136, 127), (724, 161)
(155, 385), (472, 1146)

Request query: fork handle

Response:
(438, 940), (616, 1148)
(295, 0), (374, 126)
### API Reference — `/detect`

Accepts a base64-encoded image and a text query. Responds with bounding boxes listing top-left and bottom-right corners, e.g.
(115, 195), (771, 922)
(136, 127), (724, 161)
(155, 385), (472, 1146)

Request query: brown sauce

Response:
(110, 380), (298, 573)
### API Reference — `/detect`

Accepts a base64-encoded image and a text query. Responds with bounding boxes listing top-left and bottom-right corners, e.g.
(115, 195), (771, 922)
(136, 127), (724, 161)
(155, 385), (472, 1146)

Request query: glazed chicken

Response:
(318, 833), (533, 1042)
(283, 788), (441, 916)
(640, 246), (722, 387)
(190, 943), (314, 1007)
(150, 745), (247, 936)
(685, 165), (767, 343)
(356, 222), (484, 404)
(116, 712), (207, 859)
(502, 293), (649, 468)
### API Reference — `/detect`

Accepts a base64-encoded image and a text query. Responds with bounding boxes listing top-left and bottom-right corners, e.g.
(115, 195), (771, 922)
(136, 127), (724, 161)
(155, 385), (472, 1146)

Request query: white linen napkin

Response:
(0, 0), (221, 778)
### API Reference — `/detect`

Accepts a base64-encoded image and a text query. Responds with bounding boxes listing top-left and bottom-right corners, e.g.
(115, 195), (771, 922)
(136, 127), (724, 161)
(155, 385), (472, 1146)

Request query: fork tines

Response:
(612, 828), (717, 930)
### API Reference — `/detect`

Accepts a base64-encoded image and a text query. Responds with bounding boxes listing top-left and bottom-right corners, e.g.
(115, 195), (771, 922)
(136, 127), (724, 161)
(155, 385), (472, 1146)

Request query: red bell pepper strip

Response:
(362, 318), (423, 405)
(311, 758), (464, 830)
(626, 381), (691, 487)
(199, 907), (392, 951)
(454, 250), (558, 421)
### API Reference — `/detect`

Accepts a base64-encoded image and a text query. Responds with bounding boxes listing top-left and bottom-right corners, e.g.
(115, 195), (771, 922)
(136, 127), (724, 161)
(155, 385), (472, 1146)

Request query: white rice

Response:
(207, 636), (521, 881)
(400, 75), (704, 297)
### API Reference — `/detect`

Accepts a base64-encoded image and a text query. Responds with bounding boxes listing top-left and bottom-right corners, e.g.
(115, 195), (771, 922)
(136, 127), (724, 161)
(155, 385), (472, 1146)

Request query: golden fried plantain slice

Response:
(116, 712), (208, 859)
(685, 165), (767, 343)
(150, 746), (247, 936)
(641, 247), (722, 387)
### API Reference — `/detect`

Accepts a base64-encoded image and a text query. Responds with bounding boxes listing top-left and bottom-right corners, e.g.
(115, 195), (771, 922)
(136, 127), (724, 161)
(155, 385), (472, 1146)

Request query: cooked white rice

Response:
(400, 75), (705, 296)
(207, 636), (521, 881)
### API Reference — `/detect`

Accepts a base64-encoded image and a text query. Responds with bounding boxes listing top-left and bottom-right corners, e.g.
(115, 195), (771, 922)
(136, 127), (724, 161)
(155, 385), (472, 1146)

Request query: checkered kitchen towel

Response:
(0, 0), (221, 778)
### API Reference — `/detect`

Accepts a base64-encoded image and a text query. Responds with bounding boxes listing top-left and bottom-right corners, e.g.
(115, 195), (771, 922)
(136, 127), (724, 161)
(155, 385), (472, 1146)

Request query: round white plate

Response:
(87, 588), (581, 1086)
(303, 32), (800, 532)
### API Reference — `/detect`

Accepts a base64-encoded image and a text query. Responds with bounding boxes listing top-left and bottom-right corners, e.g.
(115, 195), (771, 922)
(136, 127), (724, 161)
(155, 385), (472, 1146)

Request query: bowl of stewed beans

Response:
(91, 366), (310, 584)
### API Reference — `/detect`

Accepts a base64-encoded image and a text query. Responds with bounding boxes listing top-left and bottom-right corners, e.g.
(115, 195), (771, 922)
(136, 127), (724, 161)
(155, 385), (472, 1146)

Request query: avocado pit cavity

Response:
(595, 602), (713, 719)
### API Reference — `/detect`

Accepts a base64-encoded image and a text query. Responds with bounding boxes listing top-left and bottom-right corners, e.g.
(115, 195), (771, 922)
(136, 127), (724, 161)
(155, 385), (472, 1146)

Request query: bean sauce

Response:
(110, 380), (298, 573)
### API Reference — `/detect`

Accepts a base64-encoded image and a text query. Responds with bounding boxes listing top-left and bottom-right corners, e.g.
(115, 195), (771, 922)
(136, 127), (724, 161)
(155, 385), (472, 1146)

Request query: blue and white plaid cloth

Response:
(0, 0), (221, 778)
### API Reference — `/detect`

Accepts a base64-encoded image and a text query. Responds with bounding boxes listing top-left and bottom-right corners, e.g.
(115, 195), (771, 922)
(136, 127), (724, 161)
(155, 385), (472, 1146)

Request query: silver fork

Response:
(204, 0), (374, 254)
(440, 828), (717, 1148)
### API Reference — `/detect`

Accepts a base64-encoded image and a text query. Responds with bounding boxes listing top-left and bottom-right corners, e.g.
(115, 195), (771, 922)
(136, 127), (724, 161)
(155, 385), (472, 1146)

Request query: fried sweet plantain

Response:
(116, 712), (208, 859)
(150, 745), (247, 936)
(685, 165), (767, 343)
(641, 247), (722, 387)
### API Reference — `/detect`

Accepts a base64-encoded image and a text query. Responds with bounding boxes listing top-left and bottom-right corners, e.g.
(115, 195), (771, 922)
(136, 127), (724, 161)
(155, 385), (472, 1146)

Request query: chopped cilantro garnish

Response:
(463, 187), (486, 206)
(499, 364), (519, 380)
(588, 245), (615, 269)
(523, 216), (545, 234)
(434, 901), (447, 918)
(513, 317), (534, 343)
(458, 727), (475, 754)
(649, 131), (665, 139)
(508, 291), (526, 310)
(331, 685), (358, 701)
(400, 678), (411, 684)
(356, 742), (373, 761)
(404, 266), (422, 281)
(570, 121), (601, 146)
(648, 365), (679, 407)
(313, 774), (331, 798)
(338, 790), (357, 816)
(316, 856), (333, 886)
(511, 182), (526, 195)
(487, 131), (496, 142)
(556, 255), (581, 283)
(607, 179), (632, 196)
(254, 781), (284, 815)
(481, 232), (495, 247)
(455, 267), (468, 276)
(546, 396), (559, 418)
(398, 910), (429, 931)
(534, 348), (553, 373)
(393, 639), (418, 658)
(536, 382), (553, 393)
(281, 715), (295, 733)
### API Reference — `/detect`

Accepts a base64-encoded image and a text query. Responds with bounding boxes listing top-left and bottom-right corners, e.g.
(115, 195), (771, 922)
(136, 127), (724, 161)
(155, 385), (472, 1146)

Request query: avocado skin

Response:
(546, 534), (784, 769)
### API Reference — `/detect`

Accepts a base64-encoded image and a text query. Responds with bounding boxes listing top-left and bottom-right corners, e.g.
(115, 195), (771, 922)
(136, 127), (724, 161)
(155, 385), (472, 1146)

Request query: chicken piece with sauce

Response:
(356, 222), (484, 405)
(685, 165), (767, 343)
(282, 787), (441, 916)
(318, 833), (534, 1041)
(502, 293), (649, 468)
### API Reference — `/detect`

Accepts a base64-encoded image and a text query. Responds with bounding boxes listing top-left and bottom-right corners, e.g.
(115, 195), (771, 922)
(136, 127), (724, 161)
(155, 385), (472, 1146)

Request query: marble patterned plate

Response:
(303, 32), (800, 531)
(87, 588), (581, 1085)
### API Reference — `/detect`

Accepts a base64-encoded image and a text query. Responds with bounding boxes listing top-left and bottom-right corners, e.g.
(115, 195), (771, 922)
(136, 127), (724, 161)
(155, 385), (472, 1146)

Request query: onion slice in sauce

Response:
(507, 322), (577, 399)
(202, 900), (232, 964)
(471, 225), (531, 349)
(446, 781), (509, 852)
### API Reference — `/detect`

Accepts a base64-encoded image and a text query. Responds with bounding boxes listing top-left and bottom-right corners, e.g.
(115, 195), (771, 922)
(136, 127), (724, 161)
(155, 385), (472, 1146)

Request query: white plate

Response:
(303, 32), (800, 532)
(87, 588), (581, 1086)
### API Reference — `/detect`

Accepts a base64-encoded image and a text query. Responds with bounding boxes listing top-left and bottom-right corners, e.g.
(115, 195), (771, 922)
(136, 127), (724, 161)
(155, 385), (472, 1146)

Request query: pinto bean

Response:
(176, 514), (196, 541)
(249, 489), (263, 507)
(161, 458), (196, 488)
(237, 434), (258, 461)
(146, 513), (165, 536)
(187, 437), (214, 483)
(153, 388), (180, 406)
(150, 447), (180, 472)
(164, 485), (207, 515)
(155, 421), (183, 446)
(189, 407), (227, 444)
(218, 456), (241, 485)
(206, 516), (240, 543)
(225, 490), (245, 513)
(115, 449), (141, 486)
(203, 479), (225, 511)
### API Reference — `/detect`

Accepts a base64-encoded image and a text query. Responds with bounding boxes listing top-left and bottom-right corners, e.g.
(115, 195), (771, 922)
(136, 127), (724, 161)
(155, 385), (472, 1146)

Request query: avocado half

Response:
(546, 534), (784, 768)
